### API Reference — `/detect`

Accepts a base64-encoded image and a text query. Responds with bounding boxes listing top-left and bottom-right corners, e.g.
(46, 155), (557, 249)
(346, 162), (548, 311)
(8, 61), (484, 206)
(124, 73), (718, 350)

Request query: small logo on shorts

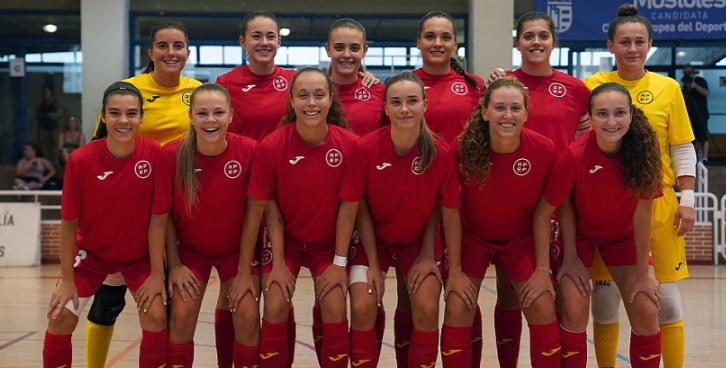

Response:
(224, 160), (242, 179)
(411, 156), (424, 175)
(273, 76), (289, 91)
(451, 82), (468, 95)
(135, 160), (151, 179)
(354, 87), (371, 101)
(181, 91), (192, 106)
(675, 262), (683, 271)
(347, 244), (357, 261)
(636, 90), (654, 105)
(548, 82), (567, 98)
(550, 242), (561, 262)
(261, 249), (273, 265)
(326, 149), (343, 167)
(512, 158), (531, 176)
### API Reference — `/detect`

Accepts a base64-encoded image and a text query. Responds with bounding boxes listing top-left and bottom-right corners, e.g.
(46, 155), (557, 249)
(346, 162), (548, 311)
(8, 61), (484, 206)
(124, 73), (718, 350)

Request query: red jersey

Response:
(334, 77), (386, 136)
(216, 66), (296, 142)
(543, 131), (661, 246)
(510, 69), (589, 154)
(61, 137), (170, 262)
(339, 126), (460, 244)
(460, 128), (556, 246)
(412, 68), (484, 143)
(248, 124), (358, 244)
(163, 133), (258, 257)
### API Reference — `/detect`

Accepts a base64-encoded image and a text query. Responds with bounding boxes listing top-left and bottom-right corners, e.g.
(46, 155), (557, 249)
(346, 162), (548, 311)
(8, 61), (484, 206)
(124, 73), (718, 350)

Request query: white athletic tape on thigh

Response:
(64, 297), (91, 317)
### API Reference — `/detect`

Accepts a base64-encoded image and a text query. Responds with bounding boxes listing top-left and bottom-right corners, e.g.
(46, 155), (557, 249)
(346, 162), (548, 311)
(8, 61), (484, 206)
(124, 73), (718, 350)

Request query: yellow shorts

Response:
(590, 186), (688, 283)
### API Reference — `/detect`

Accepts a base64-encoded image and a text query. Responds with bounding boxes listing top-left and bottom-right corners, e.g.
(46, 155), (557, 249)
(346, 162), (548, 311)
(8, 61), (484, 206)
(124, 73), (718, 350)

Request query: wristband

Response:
(679, 189), (695, 208)
(333, 255), (347, 267)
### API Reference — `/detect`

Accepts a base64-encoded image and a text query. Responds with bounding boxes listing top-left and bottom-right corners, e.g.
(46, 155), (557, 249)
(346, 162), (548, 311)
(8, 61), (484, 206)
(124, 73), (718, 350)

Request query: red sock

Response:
(139, 329), (168, 368)
(393, 309), (413, 368)
(312, 305), (324, 365)
(494, 306), (522, 368)
(470, 306), (483, 368)
(559, 326), (587, 368)
(528, 322), (561, 368)
(287, 307), (296, 368)
(375, 309), (386, 355)
(321, 320), (349, 368)
(215, 309), (234, 368)
(408, 329), (438, 368)
(233, 340), (259, 368)
(168, 340), (194, 367)
(43, 331), (72, 368)
(260, 319), (288, 368)
(350, 328), (378, 367)
(441, 325), (472, 367)
(630, 331), (661, 368)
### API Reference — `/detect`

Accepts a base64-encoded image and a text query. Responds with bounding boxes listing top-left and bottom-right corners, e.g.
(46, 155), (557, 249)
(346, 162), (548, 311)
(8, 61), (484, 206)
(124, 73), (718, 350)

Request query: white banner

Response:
(0, 203), (41, 266)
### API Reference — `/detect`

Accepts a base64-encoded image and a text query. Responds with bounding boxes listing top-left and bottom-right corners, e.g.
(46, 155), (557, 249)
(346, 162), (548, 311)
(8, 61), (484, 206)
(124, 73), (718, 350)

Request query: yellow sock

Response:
(593, 321), (619, 368)
(86, 320), (114, 368)
(660, 320), (684, 368)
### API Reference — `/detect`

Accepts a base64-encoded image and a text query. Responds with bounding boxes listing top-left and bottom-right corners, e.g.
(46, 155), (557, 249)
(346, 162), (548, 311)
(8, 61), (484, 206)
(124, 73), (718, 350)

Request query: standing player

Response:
(86, 20), (202, 368)
(43, 82), (169, 368)
(337, 71), (461, 368)
(443, 77), (561, 368)
(539, 82), (663, 368)
(242, 67), (357, 368)
(163, 84), (261, 367)
(584, 5), (696, 368)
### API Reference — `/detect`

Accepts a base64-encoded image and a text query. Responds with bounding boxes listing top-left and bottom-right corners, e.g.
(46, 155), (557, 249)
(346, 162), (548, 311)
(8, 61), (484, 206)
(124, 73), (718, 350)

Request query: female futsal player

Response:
(337, 71), (461, 368)
(584, 5), (695, 367)
(539, 82), (663, 368)
(43, 82), (169, 368)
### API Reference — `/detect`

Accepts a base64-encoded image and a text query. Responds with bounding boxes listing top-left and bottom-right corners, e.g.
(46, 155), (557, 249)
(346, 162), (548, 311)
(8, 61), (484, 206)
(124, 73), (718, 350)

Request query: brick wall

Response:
(684, 224), (713, 265)
(41, 223), (61, 263)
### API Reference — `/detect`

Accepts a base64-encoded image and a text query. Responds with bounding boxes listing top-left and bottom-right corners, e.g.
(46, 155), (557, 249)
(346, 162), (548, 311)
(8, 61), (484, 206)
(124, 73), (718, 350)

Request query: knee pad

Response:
(658, 282), (683, 325)
(591, 280), (621, 324)
(87, 284), (128, 326)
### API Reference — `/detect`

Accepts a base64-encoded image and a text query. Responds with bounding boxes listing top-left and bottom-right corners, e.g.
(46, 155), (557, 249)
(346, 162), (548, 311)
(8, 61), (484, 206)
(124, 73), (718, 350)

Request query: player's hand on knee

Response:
(630, 272), (661, 309)
(228, 272), (259, 312)
(316, 263), (348, 300)
(169, 264), (201, 302)
(674, 205), (695, 236)
(367, 265), (385, 307)
(521, 268), (555, 308)
(407, 255), (442, 294)
(556, 255), (591, 297)
(266, 263), (296, 302)
(48, 278), (79, 320)
(135, 273), (166, 313)
(444, 269), (477, 310)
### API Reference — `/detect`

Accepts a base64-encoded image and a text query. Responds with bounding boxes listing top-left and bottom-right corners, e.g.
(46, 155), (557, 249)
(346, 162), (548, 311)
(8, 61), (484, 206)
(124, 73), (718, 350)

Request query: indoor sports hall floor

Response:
(0, 264), (724, 367)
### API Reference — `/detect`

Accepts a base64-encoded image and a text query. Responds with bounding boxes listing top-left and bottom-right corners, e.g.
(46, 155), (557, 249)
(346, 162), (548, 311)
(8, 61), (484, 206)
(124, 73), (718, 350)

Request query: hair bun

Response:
(618, 3), (639, 17)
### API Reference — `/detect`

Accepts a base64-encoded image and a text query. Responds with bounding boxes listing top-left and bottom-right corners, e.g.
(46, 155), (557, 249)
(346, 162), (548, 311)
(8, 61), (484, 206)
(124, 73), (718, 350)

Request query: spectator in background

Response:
(57, 114), (86, 177)
(682, 66), (710, 162)
(13, 142), (56, 190)
(36, 85), (66, 165)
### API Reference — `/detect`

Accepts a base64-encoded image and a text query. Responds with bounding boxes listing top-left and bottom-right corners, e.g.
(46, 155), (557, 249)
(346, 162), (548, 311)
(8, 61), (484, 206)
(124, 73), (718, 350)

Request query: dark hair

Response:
(588, 83), (661, 197)
(93, 81), (144, 140)
(25, 141), (44, 158)
(418, 11), (480, 88)
(384, 71), (437, 172)
(240, 10), (280, 37)
(64, 114), (80, 131)
(327, 18), (367, 75)
(281, 67), (350, 129)
(143, 20), (190, 74)
(515, 11), (557, 45)
(177, 83), (232, 213)
(458, 78), (528, 187)
(608, 4), (653, 41)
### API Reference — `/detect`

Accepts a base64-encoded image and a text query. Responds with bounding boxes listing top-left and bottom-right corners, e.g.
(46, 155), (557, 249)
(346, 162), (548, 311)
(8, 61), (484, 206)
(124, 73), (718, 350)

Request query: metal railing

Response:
(0, 190), (62, 224)
(696, 162), (709, 223)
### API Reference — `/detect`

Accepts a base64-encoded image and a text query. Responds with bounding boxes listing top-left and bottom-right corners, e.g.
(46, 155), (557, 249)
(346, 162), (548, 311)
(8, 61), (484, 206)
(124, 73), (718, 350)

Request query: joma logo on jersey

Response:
(273, 76), (289, 91)
(135, 160), (151, 179)
(513, 158), (531, 176)
(547, 0), (573, 33)
(224, 160), (242, 179)
(354, 87), (371, 101)
(451, 82), (468, 95)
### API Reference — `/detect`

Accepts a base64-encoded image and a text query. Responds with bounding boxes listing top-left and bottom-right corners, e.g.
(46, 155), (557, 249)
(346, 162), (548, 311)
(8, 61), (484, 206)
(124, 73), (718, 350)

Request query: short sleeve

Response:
(247, 141), (277, 200)
(696, 77), (708, 90)
(151, 144), (172, 215)
(339, 141), (366, 202)
(61, 154), (81, 221)
(439, 146), (461, 209)
(543, 149), (577, 208)
(667, 86), (696, 146)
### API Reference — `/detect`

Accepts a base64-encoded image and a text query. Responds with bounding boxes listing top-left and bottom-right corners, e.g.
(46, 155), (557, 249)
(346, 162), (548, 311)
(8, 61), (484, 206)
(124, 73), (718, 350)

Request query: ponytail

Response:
(176, 125), (199, 214)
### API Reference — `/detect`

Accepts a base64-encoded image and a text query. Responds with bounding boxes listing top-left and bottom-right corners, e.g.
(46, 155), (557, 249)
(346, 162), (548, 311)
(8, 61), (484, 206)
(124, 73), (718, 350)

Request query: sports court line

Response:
(104, 337), (141, 367)
(0, 331), (35, 351)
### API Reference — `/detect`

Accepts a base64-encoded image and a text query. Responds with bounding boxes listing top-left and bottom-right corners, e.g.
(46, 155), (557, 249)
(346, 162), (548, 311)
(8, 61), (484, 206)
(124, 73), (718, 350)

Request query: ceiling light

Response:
(43, 24), (58, 33)
(677, 51), (687, 58)
(280, 28), (291, 37)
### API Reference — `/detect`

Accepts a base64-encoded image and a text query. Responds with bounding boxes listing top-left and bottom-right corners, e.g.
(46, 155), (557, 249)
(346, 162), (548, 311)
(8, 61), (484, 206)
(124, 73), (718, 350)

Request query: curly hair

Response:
(588, 83), (661, 197)
(281, 67), (350, 130)
(458, 77), (528, 188)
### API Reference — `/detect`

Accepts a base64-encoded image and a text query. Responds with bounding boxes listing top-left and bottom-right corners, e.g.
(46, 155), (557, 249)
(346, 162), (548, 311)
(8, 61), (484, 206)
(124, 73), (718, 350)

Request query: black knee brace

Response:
(87, 284), (128, 326)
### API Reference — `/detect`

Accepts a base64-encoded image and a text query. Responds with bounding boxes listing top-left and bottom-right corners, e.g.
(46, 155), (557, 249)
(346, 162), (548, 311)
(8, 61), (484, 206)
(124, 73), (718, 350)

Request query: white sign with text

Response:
(0, 203), (41, 266)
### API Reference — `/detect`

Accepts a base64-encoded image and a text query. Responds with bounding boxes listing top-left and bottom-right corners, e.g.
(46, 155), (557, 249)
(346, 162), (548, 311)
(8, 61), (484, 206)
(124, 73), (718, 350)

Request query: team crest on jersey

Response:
(451, 82), (468, 96)
(135, 160), (152, 179)
(261, 249), (273, 265)
(347, 244), (357, 261)
(512, 158), (531, 176)
(181, 91), (192, 106)
(326, 149), (343, 167)
(224, 160), (242, 179)
(546, 0), (573, 33)
(354, 87), (371, 101)
(550, 242), (561, 262)
(548, 82), (567, 98)
(636, 90), (654, 105)
(273, 76), (289, 91)
(411, 156), (424, 176)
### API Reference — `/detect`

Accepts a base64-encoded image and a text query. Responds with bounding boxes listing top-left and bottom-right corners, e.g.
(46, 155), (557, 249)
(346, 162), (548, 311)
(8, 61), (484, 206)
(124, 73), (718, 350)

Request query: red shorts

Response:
(70, 248), (150, 298)
(460, 232), (536, 282)
(179, 247), (260, 283)
(377, 240), (423, 278)
(577, 236), (652, 268)
(260, 240), (334, 277)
